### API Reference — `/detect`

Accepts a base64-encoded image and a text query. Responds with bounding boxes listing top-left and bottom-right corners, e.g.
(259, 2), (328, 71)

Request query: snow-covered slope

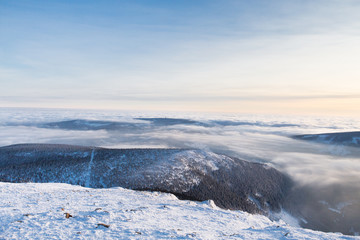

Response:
(0, 144), (291, 215)
(2, 143), (360, 236)
(0, 182), (356, 240)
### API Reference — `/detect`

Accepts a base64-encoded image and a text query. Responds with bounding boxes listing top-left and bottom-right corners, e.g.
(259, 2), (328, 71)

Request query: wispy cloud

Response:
(1, 1), (360, 114)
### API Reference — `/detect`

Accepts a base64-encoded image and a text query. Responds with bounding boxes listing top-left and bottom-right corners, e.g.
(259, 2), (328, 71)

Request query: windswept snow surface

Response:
(0, 182), (356, 240)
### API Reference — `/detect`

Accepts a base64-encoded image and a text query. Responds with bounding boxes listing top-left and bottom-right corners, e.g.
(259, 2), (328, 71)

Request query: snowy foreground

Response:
(0, 183), (357, 240)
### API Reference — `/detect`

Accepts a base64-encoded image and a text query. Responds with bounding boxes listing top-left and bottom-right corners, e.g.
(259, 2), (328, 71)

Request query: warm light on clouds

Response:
(1, 0), (360, 116)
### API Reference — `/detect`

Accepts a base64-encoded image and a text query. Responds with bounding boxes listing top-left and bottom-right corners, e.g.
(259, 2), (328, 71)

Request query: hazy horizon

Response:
(1, 0), (360, 116)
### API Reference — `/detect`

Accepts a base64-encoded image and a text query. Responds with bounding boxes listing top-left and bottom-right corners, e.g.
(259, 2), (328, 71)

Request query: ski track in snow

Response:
(85, 149), (95, 188)
(0, 182), (358, 240)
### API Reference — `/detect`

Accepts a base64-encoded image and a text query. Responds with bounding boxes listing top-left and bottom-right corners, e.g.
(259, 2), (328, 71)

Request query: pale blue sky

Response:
(1, 0), (360, 115)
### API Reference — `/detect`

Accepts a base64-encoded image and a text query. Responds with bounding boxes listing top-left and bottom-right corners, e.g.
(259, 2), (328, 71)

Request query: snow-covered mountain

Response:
(1, 109), (360, 237)
(0, 144), (291, 215)
(2, 143), (360, 237)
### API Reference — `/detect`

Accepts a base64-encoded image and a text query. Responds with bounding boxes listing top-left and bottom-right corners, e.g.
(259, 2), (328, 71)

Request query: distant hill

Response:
(293, 131), (360, 147)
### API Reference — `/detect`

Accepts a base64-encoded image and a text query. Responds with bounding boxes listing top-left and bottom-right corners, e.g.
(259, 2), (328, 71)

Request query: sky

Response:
(1, 0), (360, 116)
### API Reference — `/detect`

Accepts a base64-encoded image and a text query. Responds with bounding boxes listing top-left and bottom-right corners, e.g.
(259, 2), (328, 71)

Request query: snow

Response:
(85, 149), (95, 188)
(0, 145), (291, 215)
(1, 109), (360, 237)
(269, 208), (300, 228)
(0, 182), (357, 240)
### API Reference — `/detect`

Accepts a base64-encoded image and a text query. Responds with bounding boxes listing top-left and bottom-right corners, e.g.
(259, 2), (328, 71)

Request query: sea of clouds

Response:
(1, 107), (360, 234)
(1, 107), (360, 187)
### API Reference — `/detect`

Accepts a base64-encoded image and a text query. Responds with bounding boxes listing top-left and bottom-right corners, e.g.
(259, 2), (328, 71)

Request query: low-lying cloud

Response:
(1, 108), (359, 186)
(1, 108), (360, 234)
